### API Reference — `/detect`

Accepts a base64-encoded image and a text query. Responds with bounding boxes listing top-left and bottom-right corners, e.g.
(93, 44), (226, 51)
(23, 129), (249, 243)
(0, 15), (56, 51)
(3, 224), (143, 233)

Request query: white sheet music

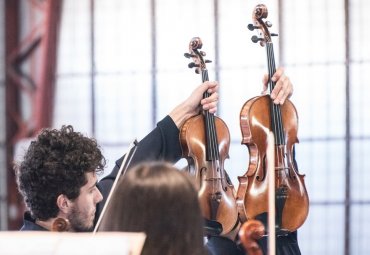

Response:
(0, 231), (146, 255)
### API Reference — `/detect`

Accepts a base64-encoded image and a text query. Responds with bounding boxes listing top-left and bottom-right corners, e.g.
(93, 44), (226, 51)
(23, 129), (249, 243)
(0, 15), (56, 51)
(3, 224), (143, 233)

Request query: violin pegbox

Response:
(184, 37), (212, 74)
(248, 4), (278, 47)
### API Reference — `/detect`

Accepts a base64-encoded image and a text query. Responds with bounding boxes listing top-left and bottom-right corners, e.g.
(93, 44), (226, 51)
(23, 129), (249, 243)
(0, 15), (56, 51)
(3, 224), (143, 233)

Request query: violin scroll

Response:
(238, 220), (265, 255)
(51, 218), (70, 232)
(248, 4), (278, 47)
(184, 37), (212, 74)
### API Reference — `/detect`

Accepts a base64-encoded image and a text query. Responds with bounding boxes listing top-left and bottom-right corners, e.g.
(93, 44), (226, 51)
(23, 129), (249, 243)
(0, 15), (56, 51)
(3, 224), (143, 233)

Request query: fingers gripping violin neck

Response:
(181, 37), (239, 236)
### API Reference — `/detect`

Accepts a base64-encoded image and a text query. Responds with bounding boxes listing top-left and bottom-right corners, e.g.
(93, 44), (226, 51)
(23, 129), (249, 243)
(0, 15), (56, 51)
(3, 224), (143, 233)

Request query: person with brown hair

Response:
(99, 161), (207, 255)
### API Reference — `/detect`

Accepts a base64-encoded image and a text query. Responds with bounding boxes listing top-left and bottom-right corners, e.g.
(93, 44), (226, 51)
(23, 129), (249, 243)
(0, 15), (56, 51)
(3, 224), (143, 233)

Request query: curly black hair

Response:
(15, 125), (106, 221)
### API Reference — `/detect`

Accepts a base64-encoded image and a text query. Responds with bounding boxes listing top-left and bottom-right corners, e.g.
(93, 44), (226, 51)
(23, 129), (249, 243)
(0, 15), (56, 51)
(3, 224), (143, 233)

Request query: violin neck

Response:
(201, 69), (220, 161)
(201, 69), (211, 98)
(265, 42), (285, 146)
(266, 42), (277, 93)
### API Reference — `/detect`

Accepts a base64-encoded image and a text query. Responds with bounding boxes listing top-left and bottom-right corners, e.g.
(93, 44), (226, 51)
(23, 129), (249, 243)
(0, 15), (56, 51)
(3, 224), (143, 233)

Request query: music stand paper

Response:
(0, 231), (146, 255)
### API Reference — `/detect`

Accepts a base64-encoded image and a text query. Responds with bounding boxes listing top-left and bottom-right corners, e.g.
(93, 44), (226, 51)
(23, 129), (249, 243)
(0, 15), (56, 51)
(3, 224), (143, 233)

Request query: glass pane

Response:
(283, 0), (345, 65)
(351, 140), (370, 200)
(95, 0), (151, 72)
(95, 74), (152, 143)
(350, 0), (370, 61)
(351, 205), (370, 254)
(58, 0), (91, 75)
(351, 63), (370, 137)
(53, 76), (92, 133)
(299, 205), (344, 254)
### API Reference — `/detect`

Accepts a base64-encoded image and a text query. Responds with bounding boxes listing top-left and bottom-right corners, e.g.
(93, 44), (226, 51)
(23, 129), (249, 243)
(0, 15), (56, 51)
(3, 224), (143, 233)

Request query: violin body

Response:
(180, 114), (239, 235)
(237, 95), (309, 232)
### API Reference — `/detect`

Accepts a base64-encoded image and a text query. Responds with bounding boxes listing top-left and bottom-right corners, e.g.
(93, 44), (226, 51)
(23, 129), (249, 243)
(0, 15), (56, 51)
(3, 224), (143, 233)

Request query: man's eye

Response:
(90, 186), (98, 193)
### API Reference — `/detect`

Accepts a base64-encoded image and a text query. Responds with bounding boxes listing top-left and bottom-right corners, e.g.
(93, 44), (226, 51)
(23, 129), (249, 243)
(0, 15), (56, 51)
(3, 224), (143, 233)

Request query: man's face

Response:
(67, 172), (103, 232)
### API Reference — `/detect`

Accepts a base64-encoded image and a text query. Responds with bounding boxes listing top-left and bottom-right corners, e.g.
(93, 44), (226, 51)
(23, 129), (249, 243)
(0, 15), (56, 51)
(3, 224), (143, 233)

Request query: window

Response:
(55, 1), (370, 253)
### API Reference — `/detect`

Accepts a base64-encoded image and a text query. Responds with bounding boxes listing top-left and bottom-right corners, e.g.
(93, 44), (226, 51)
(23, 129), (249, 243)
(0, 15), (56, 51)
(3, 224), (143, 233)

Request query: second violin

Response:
(181, 37), (239, 236)
(236, 4), (309, 234)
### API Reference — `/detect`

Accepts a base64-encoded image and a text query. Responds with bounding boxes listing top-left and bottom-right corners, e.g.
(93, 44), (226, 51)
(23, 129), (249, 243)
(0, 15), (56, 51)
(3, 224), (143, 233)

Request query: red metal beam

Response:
(5, 0), (23, 230)
(34, 0), (63, 132)
(5, 0), (63, 230)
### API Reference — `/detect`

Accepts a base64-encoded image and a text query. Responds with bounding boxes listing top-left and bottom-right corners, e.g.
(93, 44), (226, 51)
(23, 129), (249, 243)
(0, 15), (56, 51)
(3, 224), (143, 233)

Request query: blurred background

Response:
(1, 0), (369, 254)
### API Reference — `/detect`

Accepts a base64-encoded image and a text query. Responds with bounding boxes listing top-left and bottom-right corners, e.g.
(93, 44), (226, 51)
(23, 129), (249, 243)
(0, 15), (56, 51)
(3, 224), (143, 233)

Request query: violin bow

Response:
(93, 139), (138, 233)
(267, 131), (276, 255)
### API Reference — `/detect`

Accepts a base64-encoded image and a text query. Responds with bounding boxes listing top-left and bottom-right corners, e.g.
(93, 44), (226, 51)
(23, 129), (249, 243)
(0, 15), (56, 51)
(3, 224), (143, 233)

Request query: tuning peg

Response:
(184, 53), (196, 58)
(247, 24), (259, 31)
(205, 60), (212, 63)
(199, 51), (206, 56)
(251, 35), (263, 43)
(265, 21), (272, 27)
(188, 62), (199, 68)
(271, 33), (278, 37)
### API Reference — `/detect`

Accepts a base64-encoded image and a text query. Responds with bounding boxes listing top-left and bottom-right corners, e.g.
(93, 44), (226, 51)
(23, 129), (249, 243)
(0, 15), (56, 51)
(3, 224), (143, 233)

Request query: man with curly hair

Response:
(16, 125), (105, 232)
(16, 81), (219, 232)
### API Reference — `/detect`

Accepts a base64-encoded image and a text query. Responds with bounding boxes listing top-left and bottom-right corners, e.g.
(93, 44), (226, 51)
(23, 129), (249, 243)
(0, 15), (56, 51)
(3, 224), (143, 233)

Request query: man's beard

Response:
(67, 205), (94, 232)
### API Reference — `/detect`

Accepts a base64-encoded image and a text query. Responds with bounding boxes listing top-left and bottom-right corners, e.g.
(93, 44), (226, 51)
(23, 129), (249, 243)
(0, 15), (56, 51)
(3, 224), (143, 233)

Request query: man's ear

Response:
(56, 194), (72, 214)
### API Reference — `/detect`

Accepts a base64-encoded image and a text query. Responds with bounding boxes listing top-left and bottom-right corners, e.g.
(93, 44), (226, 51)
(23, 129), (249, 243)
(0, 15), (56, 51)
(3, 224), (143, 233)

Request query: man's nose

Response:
(95, 189), (103, 203)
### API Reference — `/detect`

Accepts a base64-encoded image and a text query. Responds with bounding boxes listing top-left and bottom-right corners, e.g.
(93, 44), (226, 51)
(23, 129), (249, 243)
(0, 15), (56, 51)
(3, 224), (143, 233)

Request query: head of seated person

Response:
(16, 125), (105, 232)
(99, 161), (207, 255)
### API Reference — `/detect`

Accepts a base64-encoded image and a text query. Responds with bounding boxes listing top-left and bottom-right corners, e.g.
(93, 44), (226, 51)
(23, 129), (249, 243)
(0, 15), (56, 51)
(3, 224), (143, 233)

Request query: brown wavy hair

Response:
(100, 161), (206, 255)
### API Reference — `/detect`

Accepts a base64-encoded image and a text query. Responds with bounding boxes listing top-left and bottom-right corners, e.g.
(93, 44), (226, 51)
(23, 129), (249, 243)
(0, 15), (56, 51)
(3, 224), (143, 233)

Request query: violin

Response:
(181, 37), (239, 236)
(236, 4), (309, 234)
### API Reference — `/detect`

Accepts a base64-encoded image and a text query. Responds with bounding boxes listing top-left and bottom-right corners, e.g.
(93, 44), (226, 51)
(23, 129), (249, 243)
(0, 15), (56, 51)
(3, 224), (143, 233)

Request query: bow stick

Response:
(93, 139), (138, 233)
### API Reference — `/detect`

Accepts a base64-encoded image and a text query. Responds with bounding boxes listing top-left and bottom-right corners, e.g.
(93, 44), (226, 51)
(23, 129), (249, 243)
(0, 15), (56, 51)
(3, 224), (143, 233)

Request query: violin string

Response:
(267, 42), (285, 168)
(270, 43), (285, 145)
(202, 69), (217, 193)
(266, 43), (277, 139)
